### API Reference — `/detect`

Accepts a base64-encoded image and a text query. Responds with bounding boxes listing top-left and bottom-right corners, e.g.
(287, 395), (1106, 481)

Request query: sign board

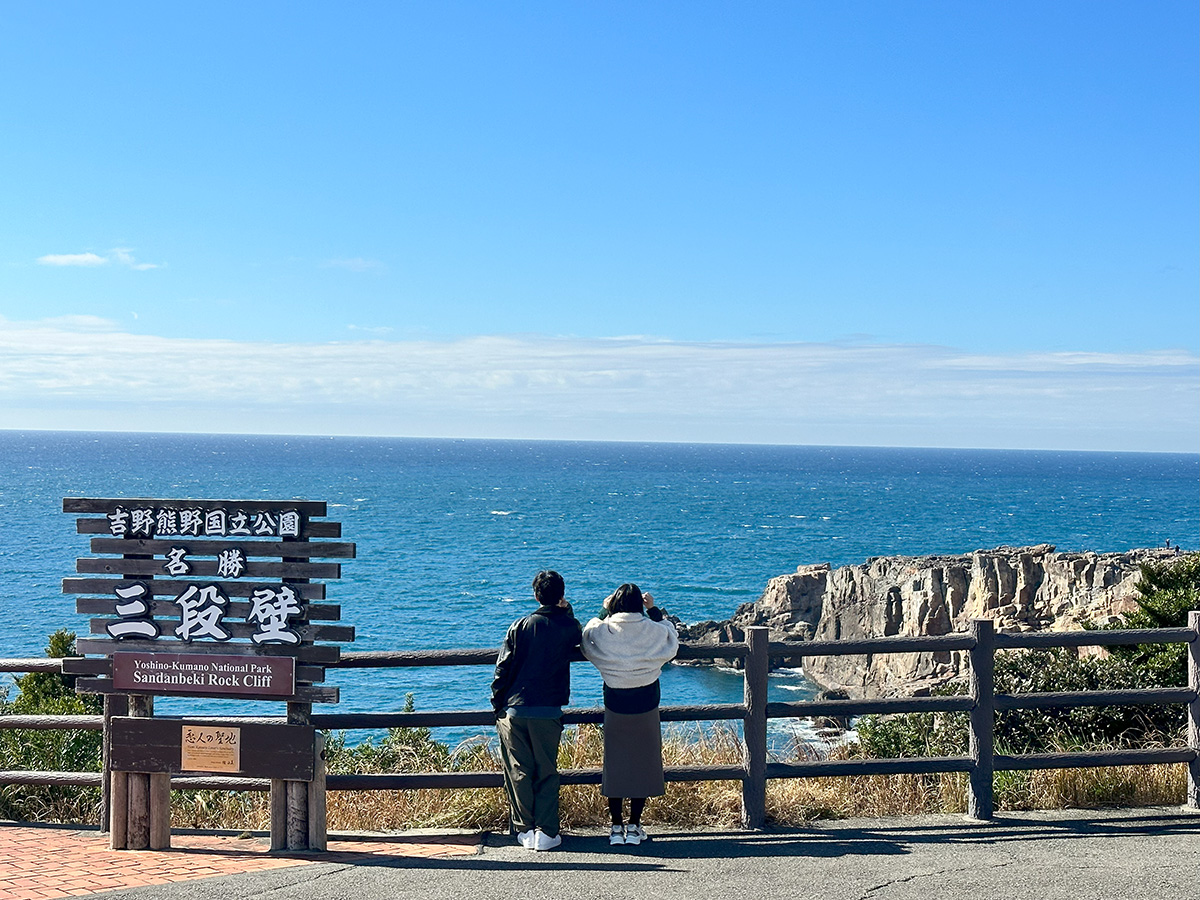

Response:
(109, 717), (315, 780)
(62, 498), (355, 704)
(113, 651), (295, 698)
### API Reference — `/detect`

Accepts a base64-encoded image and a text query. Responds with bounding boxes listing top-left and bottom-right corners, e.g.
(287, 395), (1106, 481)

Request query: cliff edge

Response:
(679, 545), (1182, 698)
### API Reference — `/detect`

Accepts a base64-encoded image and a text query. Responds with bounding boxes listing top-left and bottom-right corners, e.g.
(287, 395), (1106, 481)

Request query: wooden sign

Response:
(113, 651), (296, 698)
(110, 717), (315, 780)
(62, 497), (355, 704)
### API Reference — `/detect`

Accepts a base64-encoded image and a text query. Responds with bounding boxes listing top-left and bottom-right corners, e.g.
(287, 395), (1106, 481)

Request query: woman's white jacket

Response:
(581, 612), (679, 689)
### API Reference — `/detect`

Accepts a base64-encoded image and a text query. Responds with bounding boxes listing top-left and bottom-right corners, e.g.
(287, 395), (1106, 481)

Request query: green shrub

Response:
(1104, 552), (1200, 689)
(0, 630), (102, 823)
(855, 681), (966, 759)
(324, 693), (495, 776)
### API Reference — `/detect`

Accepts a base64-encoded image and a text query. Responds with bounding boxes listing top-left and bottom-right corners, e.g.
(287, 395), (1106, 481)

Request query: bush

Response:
(0, 630), (103, 823)
(1104, 552), (1200, 689)
(855, 681), (966, 759)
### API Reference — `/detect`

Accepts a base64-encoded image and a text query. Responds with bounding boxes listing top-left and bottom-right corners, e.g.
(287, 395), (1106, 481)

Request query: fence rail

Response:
(3, 614), (1198, 827)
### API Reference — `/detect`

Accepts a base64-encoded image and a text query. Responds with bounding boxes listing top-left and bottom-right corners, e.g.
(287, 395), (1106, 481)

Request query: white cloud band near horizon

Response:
(0, 316), (1196, 452)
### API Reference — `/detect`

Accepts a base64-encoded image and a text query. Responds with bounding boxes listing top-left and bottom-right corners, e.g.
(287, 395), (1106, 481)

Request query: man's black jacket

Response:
(491, 603), (583, 715)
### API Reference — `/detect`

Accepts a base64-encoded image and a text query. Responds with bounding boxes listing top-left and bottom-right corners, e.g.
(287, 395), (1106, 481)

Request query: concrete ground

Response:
(7, 806), (1199, 900)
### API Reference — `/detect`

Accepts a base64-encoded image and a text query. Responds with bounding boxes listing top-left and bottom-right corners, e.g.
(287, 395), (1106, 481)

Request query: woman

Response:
(580, 583), (679, 846)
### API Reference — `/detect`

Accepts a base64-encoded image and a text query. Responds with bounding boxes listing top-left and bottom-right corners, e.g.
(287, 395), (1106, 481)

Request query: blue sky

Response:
(1, 2), (1197, 450)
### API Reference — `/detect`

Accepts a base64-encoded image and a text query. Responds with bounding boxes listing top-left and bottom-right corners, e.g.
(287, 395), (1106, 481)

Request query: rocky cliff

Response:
(679, 545), (1182, 698)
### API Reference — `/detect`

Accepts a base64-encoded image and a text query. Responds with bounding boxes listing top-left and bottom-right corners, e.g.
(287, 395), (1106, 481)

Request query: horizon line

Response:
(3, 426), (1197, 458)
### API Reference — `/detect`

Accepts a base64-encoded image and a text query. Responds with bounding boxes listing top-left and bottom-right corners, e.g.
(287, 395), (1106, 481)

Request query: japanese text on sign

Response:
(106, 507), (303, 539)
(181, 724), (241, 773)
(106, 582), (303, 645)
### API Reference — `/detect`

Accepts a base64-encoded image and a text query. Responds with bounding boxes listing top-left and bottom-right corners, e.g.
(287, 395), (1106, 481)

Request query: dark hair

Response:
(608, 583), (643, 614)
(532, 570), (565, 606)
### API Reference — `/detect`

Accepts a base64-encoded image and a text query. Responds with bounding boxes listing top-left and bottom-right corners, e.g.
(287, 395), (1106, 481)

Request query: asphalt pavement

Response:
(92, 806), (1200, 900)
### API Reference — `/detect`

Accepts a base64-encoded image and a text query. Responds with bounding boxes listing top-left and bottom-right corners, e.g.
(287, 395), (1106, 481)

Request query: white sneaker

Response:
(533, 829), (562, 851)
(516, 829), (536, 849)
(609, 825), (626, 846)
(624, 823), (648, 845)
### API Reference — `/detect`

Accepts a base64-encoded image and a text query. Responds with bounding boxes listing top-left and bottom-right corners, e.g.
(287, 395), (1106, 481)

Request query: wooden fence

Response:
(3, 614), (1198, 828)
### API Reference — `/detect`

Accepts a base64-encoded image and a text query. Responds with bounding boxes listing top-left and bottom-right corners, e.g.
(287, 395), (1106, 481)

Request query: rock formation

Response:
(678, 545), (1183, 699)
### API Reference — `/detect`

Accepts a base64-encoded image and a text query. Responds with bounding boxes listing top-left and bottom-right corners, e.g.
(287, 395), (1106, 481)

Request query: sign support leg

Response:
(270, 780), (288, 851)
(109, 771), (128, 850)
(149, 773), (171, 849)
(123, 695), (156, 850)
(307, 733), (327, 851)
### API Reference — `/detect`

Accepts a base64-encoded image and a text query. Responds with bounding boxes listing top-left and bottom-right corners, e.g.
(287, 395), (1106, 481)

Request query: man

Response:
(491, 570), (582, 851)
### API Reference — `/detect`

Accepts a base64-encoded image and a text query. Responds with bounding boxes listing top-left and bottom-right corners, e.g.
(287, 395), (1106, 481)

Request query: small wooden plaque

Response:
(180, 725), (241, 773)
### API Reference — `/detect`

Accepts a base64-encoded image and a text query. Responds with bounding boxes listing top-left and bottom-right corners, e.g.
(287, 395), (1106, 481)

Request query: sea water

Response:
(1, 431), (1196, 750)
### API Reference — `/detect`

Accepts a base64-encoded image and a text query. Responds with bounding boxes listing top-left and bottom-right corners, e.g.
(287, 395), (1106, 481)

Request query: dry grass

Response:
(172, 788), (268, 831)
(768, 771), (965, 823)
(0, 785), (102, 825)
(995, 762), (1187, 812)
(164, 725), (1189, 832)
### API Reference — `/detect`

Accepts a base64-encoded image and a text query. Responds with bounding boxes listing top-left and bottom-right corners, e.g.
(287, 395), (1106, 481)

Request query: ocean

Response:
(1, 431), (1196, 749)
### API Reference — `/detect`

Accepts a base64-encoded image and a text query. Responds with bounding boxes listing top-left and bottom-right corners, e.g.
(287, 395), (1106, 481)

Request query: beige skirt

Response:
(601, 707), (665, 798)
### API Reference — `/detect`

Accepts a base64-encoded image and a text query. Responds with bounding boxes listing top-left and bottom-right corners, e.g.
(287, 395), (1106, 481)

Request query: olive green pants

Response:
(496, 714), (563, 836)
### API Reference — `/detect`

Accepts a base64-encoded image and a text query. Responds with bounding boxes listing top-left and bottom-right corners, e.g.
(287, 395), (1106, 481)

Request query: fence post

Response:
(741, 626), (768, 829)
(967, 618), (995, 821)
(1187, 611), (1199, 811)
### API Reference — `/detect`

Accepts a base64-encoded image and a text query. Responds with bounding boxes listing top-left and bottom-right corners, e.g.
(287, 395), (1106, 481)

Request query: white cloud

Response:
(35, 248), (161, 270)
(36, 252), (108, 267)
(939, 350), (1198, 371)
(111, 248), (160, 270)
(0, 318), (1196, 452)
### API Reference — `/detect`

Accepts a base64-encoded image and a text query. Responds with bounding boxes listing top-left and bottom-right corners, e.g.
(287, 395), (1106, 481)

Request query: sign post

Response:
(62, 497), (355, 852)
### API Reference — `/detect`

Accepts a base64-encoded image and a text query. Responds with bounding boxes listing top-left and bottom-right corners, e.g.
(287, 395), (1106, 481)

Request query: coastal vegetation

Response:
(2, 553), (1196, 830)
(0, 629), (101, 823)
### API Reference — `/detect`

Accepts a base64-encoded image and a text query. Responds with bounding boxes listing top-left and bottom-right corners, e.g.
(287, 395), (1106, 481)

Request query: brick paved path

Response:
(0, 824), (480, 899)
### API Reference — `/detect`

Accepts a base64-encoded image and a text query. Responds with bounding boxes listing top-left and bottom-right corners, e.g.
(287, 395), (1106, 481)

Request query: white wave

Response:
(767, 717), (822, 741)
(490, 510), (514, 516)
(767, 716), (859, 754)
